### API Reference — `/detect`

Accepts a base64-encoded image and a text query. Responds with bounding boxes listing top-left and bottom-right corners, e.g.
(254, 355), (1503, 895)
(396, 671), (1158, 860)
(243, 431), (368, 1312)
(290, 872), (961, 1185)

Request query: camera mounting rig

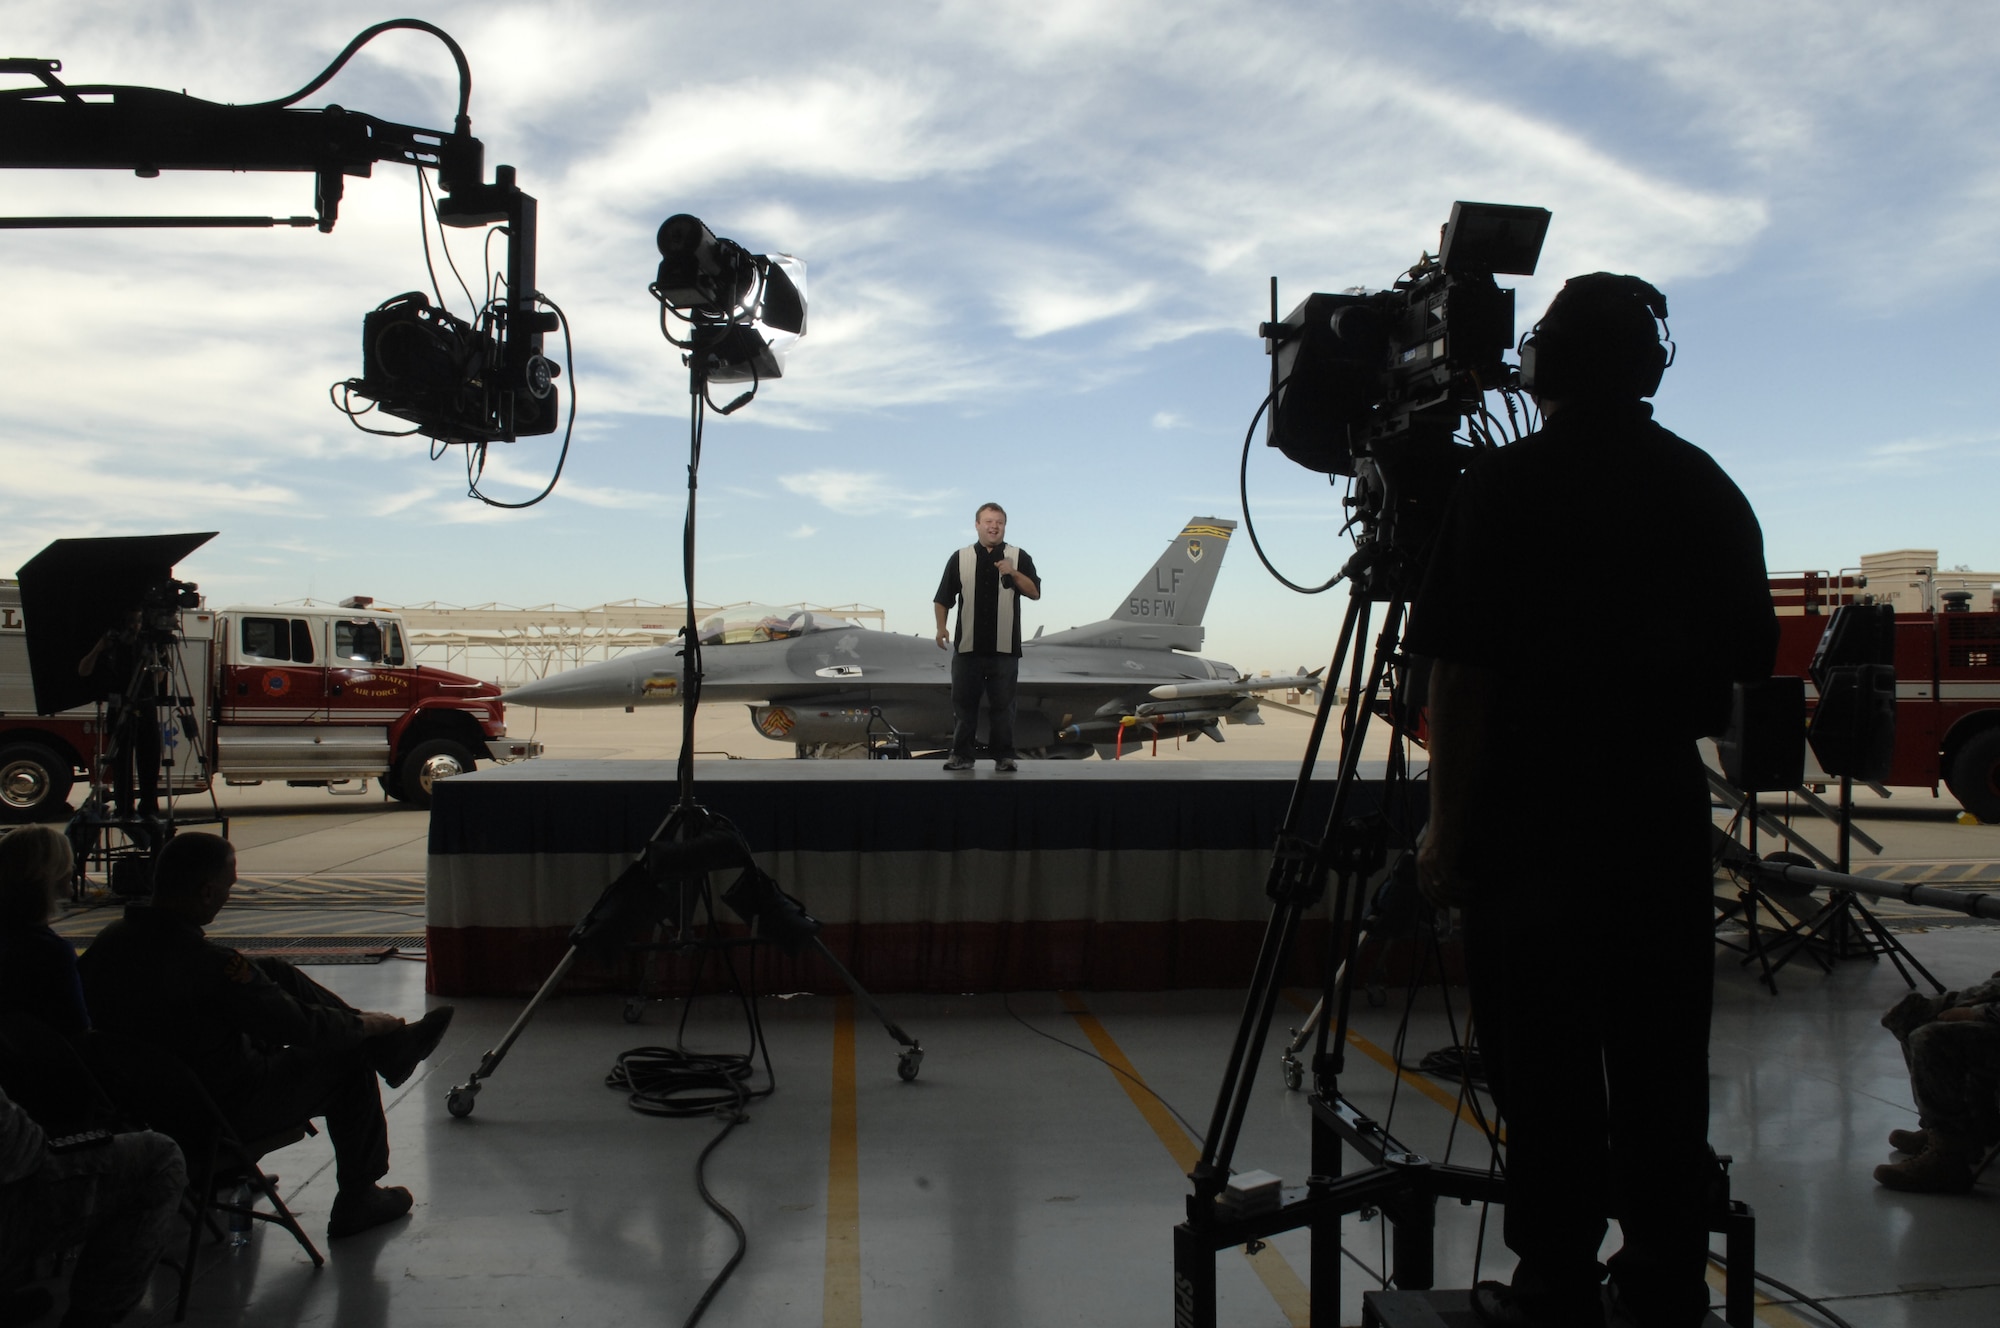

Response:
(0, 21), (560, 451)
(1199, 204), (1763, 1326)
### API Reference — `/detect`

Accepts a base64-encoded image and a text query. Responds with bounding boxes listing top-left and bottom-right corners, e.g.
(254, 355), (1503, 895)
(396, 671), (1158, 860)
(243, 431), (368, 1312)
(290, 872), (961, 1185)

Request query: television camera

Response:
(138, 578), (201, 643)
(1260, 200), (1549, 600)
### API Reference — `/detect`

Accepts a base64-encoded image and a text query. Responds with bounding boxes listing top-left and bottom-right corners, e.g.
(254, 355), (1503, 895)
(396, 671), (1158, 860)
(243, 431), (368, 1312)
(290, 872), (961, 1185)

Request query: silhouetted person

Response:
(76, 608), (161, 831)
(78, 833), (454, 1240)
(0, 826), (89, 1039)
(933, 502), (1041, 771)
(1411, 273), (1777, 1328)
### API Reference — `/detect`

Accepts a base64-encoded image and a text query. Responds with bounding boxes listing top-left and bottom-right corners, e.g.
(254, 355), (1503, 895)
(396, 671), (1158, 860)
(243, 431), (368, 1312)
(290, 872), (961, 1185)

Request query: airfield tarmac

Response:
(29, 704), (2000, 1325)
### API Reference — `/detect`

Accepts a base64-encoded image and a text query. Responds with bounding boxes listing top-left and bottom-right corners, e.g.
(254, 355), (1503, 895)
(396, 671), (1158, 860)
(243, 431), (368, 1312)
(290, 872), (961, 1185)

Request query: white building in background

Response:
(274, 599), (885, 687)
(1855, 551), (2000, 614)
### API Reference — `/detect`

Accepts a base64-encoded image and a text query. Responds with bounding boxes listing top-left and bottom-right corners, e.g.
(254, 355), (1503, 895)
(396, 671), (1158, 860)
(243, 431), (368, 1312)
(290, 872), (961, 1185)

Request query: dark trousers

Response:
(950, 652), (1019, 759)
(230, 960), (390, 1194)
(1904, 1019), (2000, 1143)
(106, 700), (162, 818)
(1464, 789), (1716, 1326)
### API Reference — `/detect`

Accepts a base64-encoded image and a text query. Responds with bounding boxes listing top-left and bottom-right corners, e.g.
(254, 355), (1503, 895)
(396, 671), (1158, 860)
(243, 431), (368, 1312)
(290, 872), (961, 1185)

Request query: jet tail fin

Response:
(1035, 517), (1235, 652)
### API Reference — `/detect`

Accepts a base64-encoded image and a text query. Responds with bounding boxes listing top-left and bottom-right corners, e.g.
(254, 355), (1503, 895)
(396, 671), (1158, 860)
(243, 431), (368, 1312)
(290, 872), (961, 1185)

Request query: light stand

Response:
(446, 247), (915, 1120)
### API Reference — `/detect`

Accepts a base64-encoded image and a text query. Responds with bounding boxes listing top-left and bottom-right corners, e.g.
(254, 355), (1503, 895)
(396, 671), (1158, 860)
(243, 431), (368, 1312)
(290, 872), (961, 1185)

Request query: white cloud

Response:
(777, 470), (957, 517)
(1152, 411), (1189, 430)
(790, 524), (818, 539)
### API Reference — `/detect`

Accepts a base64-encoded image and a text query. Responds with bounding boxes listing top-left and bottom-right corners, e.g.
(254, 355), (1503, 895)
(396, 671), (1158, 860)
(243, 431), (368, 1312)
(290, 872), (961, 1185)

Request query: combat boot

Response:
(1887, 1127), (1930, 1154)
(1873, 1132), (1981, 1193)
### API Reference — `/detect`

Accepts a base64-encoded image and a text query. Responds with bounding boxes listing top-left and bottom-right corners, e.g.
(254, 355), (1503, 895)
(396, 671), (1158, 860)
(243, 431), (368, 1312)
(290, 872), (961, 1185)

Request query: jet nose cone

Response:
(505, 661), (638, 709)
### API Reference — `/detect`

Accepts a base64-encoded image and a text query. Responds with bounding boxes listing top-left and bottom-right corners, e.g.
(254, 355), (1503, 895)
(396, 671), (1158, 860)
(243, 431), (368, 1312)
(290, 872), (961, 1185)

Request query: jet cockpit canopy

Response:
(696, 606), (864, 647)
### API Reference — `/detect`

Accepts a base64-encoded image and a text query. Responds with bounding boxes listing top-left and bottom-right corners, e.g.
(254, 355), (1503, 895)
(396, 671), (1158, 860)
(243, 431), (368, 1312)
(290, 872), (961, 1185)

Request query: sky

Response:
(4, 0), (1998, 676)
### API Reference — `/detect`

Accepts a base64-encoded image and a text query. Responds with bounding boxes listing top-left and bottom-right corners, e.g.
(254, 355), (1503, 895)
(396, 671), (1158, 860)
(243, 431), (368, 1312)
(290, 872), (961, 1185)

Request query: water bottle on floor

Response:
(228, 1181), (254, 1248)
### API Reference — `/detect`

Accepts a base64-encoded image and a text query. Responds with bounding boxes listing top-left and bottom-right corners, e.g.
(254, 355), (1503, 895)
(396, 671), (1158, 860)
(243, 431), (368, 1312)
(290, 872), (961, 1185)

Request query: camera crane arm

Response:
(0, 59), (484, 233)
(0, 23), (555, 451)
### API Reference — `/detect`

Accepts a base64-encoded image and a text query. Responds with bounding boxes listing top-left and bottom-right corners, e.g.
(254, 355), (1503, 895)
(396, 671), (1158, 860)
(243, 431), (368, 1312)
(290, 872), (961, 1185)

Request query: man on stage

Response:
(933, 503), (1040, 771)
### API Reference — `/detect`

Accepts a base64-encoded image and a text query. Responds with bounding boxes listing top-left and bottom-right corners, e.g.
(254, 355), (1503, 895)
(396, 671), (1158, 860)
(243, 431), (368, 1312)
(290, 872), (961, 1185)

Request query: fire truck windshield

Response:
(335, 618), (406, 665)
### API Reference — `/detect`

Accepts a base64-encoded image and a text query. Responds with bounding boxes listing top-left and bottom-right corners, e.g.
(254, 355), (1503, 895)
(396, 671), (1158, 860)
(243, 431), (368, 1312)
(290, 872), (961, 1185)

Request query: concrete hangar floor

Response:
(40, 706), (2000, 1327)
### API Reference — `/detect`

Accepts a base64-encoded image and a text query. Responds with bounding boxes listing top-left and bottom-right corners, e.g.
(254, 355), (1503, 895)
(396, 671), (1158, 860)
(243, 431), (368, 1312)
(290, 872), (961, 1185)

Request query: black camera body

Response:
(357, 292), (560, 444)
(1265, 203), (1547, 476)
(139, 577), (199, 642)
(1261, 202), (1548, 600)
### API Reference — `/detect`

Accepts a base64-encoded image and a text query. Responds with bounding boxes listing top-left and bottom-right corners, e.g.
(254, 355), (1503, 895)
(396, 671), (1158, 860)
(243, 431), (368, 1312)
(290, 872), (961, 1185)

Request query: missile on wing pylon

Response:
(1147, 672), (1320, 702)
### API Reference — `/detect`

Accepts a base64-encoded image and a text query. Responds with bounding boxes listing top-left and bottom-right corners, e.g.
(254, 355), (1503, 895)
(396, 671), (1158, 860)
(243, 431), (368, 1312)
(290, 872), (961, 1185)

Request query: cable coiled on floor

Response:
(608, 1045), (761, 1116)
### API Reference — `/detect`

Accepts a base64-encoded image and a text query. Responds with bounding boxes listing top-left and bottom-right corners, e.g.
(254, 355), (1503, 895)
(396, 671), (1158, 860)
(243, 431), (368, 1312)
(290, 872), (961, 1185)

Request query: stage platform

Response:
(425, 758), (1426, 997)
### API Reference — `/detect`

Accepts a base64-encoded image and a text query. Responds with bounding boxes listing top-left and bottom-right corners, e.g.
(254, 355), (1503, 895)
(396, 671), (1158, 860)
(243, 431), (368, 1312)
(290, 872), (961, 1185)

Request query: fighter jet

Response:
(503, 517), (1319, 758)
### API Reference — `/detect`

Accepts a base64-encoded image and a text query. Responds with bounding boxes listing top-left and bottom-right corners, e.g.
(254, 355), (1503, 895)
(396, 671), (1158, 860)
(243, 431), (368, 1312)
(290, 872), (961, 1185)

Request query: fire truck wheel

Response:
(396, 738), (477, 810)
(0, 742), (75, 823)
(1946, 729), (2000, 824)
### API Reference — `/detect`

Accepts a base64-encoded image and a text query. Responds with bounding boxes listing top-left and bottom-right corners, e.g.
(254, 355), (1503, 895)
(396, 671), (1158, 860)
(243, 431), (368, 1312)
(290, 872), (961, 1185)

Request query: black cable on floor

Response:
(1706, 1251), (1860, 1328)
(1000, 994), (1206, 1143)
(604, 933), (776, 1327)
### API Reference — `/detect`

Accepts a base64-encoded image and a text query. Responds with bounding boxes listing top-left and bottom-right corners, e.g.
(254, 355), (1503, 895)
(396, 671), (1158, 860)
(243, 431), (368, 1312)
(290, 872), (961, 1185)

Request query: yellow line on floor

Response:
(1282, 990), (1501, 1143)
(1058, 991), (1198, 1170)
(1059, 992), (1311, 1328)
(825, 995), (862, 1328)
(1705, 1263), (1813, 1328)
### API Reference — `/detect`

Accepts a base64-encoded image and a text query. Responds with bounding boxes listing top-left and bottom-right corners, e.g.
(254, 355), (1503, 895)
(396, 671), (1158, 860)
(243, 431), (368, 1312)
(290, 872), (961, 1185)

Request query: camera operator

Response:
(76, 606), (163, 836)
(1409, 274), (1777, 1328)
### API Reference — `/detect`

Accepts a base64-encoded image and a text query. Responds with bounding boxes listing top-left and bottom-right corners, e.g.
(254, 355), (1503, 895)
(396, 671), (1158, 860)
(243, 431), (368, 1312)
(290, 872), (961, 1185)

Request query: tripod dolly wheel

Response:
(1281, 1053), (1304, 1092)
(622, 998), (644, 1024)
(897, 1048), (923, 1082)
(446, 1083), (479, 1118)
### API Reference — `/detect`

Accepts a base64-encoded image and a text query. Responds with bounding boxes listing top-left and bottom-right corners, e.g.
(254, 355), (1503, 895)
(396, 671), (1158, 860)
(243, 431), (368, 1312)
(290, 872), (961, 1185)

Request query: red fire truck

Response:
(0, 585), (539, 821)
(1771, 572), (2000, 821)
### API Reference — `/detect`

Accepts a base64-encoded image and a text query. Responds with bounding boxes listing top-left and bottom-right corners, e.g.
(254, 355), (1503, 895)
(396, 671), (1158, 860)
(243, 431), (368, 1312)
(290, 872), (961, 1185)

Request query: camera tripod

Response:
(1170, 583), (1759, 1327)
(68, 628), (221, 897)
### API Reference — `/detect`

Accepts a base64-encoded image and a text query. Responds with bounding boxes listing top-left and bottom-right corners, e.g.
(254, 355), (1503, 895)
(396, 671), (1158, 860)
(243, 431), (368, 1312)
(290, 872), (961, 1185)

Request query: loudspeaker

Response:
(1716, 676), (1806, 792)
(1808, 664), (1896, 781)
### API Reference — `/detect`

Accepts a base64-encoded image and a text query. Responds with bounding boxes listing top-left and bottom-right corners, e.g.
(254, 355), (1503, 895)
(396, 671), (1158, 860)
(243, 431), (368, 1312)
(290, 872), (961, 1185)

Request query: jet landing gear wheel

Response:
(393, 739), (476, 810)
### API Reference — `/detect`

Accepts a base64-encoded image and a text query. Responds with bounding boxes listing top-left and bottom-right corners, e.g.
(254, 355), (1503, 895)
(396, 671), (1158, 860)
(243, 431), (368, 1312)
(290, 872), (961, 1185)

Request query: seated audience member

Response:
(78, 832), (454, 1239)
(0, 1083), (184, 1328)
(0, 826), (89, 1038)
(1878, 975), (2000, 1193)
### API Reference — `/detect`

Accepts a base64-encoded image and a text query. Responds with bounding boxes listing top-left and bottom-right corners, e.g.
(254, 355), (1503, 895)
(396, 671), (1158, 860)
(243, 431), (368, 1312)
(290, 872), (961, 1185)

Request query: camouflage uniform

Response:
(1882, 973), (2000, 1144)
(0, 1086), (186, 1325)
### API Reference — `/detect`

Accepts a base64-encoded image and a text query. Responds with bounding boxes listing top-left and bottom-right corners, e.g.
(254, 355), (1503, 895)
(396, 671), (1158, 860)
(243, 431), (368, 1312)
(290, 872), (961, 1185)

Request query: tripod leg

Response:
(1281, 993), (1324, 1090)
(1849, 895), (1945, 992)
(808, 934), (923, 1080)
(446, 945), (582, 1118)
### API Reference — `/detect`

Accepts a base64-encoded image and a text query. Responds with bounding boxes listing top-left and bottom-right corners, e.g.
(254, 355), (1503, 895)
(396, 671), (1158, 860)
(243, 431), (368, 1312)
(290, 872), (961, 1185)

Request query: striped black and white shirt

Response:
(934, 542), (1040, 655)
